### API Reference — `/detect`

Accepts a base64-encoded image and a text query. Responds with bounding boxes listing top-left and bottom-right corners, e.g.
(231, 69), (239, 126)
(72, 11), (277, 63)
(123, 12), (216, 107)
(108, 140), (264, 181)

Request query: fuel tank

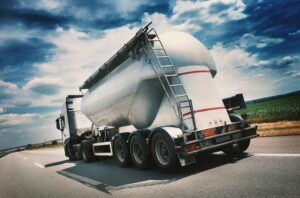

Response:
(81, 31), (230, 130)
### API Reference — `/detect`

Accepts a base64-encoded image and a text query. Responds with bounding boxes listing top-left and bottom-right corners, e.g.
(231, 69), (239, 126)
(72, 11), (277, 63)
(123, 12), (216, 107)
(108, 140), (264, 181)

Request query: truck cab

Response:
(56, 95), (93, 160)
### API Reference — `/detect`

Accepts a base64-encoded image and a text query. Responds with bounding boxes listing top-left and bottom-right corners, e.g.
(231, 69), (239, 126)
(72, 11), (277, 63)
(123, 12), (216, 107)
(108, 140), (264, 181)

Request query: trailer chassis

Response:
(174, 121), (258, 166)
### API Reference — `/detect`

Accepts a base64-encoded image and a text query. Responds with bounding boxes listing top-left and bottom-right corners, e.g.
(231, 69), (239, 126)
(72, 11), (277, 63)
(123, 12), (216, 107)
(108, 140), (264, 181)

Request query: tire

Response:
(151, 132), (179, 172)
(222, 139), (250, 156)
(114, 136), (131, 167)
(66, 143), (77, 161)
(223, 114), (251, 156)
(239, 139), (250, 151)
(81, 140), (95, 163)
(130, 135), (151, 169)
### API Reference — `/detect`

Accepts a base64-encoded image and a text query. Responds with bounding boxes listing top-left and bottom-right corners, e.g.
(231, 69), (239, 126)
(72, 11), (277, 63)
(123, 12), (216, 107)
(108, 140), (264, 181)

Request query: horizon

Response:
(1, 0), (300, 149)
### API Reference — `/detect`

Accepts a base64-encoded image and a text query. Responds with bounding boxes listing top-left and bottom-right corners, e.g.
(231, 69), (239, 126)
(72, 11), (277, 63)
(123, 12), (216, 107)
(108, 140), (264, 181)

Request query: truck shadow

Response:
(52, 152), (251, 194)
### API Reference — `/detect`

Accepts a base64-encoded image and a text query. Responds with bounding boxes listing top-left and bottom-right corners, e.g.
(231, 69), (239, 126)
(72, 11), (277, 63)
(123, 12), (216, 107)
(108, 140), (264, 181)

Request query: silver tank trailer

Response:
(81, 31), (230, 130)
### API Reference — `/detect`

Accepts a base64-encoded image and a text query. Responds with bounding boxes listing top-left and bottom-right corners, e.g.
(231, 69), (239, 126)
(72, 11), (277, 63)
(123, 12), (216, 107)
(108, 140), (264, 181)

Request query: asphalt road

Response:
(1, 136), (299, 198)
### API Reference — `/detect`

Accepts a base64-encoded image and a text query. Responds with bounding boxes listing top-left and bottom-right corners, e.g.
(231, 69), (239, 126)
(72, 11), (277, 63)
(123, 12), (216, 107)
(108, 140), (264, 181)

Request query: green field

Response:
(236, 91), (300, 123)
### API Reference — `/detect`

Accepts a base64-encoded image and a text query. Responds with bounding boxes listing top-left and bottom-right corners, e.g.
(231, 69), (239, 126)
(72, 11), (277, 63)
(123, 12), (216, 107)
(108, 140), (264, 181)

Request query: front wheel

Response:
(66, 143), (77, 160)
(151, 132), (179, 172)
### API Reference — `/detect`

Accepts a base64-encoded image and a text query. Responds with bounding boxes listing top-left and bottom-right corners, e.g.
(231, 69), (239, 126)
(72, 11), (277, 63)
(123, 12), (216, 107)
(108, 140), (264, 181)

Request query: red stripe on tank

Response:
(178, 70), (210, 76)
(183, 106), (225, 117)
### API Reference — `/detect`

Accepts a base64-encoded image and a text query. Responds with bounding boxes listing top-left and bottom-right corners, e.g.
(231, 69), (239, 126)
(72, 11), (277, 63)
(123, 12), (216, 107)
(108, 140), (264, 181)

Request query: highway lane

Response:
(0, 136), (299, 198)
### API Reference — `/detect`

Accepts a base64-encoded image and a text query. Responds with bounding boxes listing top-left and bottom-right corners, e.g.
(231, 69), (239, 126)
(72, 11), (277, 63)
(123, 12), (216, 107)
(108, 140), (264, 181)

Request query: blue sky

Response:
(0, 0), (299, 149)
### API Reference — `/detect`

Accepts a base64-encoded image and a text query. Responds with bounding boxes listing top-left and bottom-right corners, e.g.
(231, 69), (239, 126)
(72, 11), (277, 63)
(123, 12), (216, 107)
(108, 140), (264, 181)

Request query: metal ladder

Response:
(143, 28), (197, 132)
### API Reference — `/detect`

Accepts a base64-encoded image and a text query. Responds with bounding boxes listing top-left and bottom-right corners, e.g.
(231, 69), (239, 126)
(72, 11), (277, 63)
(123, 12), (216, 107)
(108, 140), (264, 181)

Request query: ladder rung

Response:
(180, 105), (192, 108)
(165, 74), (177, 77)
(179, 100), (191, 103)
(161, 65), (173, 68)
(170, 84), (183, 87)
(175, 94), (188, 98)
(157, 56), (169, 58)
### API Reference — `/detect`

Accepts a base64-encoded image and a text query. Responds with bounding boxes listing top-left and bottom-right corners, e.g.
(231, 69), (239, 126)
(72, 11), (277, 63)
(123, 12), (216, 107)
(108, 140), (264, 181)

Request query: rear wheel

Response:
(151, 132), (179, 172)
(114, 136), (131, 167)
(130, 135), (151, 169)
(222, 139), (250, 156)
(223, 114), (251, 156)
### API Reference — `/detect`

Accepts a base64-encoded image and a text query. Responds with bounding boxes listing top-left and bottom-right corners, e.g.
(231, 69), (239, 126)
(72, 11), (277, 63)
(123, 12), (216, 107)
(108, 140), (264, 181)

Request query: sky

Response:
(0, 0), (299, 149)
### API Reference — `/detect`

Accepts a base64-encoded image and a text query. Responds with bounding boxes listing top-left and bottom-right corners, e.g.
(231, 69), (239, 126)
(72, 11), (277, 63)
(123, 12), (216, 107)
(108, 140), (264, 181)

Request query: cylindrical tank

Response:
(81, 31), (230, 130)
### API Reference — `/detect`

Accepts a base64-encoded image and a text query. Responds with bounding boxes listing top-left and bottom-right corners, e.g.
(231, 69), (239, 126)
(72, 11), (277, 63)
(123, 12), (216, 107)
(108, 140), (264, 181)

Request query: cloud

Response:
(0, 38), (55, 85)
(0, 0), (171, 32)
(142, 12), (202, 33)
(264, 56), (300, 70)
(0, 113), (39, 127)
(284, 70), (300, 78)
(171, 0), (247, 25)
(0, 80), (32, 107)
(0, 1), (68, 29)
(210, 42), (259, 69)
(237, 33), (284, 49)
(0, 80), (18, 100)
(243, 1), (300, 38)
(23, 77), (61, 95)
(288, 29), (300, 36)
(19, 0), (63, 11)
(253, 56), (300, 70)
(0, 108), (5, 114)
(210, 43), (276, 99)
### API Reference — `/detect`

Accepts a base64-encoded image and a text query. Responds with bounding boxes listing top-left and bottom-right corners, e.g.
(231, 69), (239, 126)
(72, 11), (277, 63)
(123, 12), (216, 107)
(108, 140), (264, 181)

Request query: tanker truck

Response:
(56, 23), (257, 171)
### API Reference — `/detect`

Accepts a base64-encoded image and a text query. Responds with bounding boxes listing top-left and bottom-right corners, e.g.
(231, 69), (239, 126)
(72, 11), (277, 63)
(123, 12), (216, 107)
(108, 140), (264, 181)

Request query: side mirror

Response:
(56, 118), (61, 130)
(55, 116), (65, 131)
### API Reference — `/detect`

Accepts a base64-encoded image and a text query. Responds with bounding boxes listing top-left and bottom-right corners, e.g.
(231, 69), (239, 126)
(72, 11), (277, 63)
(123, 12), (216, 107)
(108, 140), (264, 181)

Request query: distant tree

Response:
(26, 144), (32, 149)
(52, 140), (58, 145)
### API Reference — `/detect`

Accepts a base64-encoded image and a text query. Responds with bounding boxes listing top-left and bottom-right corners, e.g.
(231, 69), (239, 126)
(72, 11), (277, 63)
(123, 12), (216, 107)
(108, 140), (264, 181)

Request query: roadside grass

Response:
(253, 121), (300, 137)
(235, 91), (300, 137)
(31, 142), (63, 150)
(236, 92), (300, 123)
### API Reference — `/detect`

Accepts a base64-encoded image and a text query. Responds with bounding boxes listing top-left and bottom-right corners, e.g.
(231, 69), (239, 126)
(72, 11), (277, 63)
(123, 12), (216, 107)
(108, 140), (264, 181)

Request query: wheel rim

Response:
(155, 139), (170, 166)
(132, 142), (143, 164)
(116, 142), (126, 162)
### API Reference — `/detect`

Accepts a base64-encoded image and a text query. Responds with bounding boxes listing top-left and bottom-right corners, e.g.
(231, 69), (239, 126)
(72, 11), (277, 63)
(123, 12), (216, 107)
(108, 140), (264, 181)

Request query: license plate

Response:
(215, 135), (231, 144)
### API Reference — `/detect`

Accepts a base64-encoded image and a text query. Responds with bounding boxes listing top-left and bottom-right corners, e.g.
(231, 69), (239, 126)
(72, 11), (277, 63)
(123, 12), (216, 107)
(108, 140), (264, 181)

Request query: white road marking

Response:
(58, 170), (101, 186)
(34, 162), (45, 168)
(253, 153), (300, 157)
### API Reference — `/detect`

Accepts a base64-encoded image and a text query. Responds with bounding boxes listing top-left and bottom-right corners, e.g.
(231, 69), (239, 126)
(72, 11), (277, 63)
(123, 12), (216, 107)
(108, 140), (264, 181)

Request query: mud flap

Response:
(177, 153), (196, 167)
